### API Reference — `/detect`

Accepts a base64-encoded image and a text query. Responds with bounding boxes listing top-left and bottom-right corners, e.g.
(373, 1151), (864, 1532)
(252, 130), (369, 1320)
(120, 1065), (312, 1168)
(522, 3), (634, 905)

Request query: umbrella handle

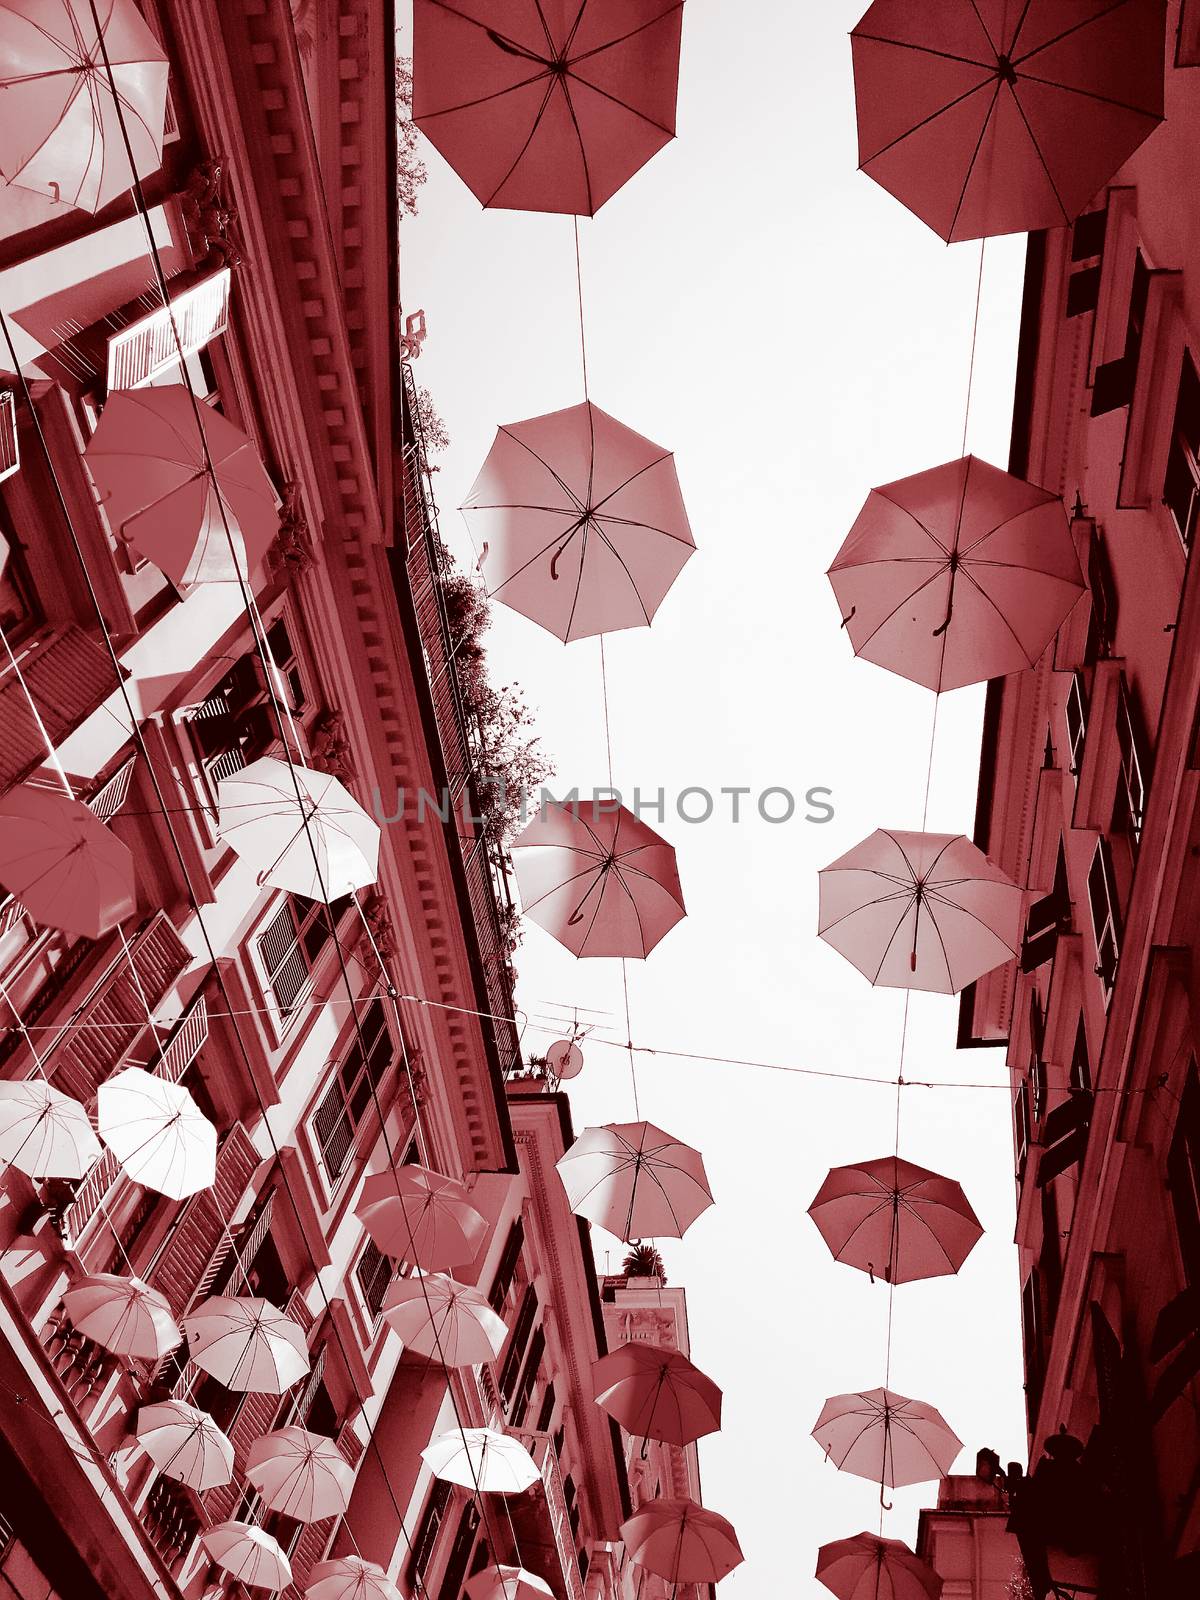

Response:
(639, 1435), (649, 1461)
(879, 1484), (893, 1511)
(839, 605), (856, 630)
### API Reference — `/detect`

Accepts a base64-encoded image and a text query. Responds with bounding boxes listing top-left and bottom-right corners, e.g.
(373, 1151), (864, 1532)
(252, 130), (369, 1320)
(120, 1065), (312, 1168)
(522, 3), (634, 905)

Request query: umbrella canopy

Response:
(246, 1427), (354, 1523)
(421, 1427), (540, 1493)
(828, 455), (1084, 693)
(0, 1078), (101, 1179)
(62, 1272), (181, 1361)
(382, 1273), (508, 1367)
(0, 786), (136, 940)
(84, 387), (279, 587)
(467, 1567), (554, 1600)
(355, 1166), (487, 1272)
(0, 0), (168, 213)
(464, 401), (694, 640)
(97, 1067), (216, 1200)
(556, 1120), (713, 1241)
(818, 829), (1023, 994)
(620, 1499), (744, 1584)
(217, 758), (379, 902)
(593, 1340), (721, 1446)
(512, 801), (685, 958)
(808, 1156), (984, 1285)
(816, 1532), (943, 1600)
(413, 0), (682, 215)
(183, 1295), (310, 1394)
(851, 0), (1165, 242)
(305, 1558), (403, 1600)
(201, 1522), (292, 1592)
(135, 1400), (234, 1491)
(813, 1388), (962, 1489)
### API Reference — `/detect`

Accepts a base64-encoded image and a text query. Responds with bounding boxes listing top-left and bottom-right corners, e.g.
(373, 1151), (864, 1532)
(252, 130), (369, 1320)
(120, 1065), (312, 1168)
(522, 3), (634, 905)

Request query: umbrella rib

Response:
(849, 31), (993, 71)
(587, 522), (654, 627)
(568, 4), (684, 70)
(954, 563), (1042, 664)
(532, 0), (563, 58)
(493, 425), (586, 512)
(1011, 0), (1134, 71)
(593, 510), (695, 547)
(945, 78), (1004, 244)
(867, 486), (954, 557)
(1004, 84), (1071, 227)
(483, 77), (562, 209)
(563, 519), (592, 639)
(922, 886), (1020, 950)
(845, 560), (951, 654)
(589, 450), (677, 518)
(869, 895), (919, 986)
(957, 496), (1052, 556)
(857, 75), (995, 169)
(1007, 69), (1164, 122)
(563, 68), (677, 141)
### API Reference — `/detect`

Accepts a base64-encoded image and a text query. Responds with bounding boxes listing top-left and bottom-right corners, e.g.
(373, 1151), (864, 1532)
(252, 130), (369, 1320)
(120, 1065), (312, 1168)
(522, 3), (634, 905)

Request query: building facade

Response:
(959, 19), (1200, 1595)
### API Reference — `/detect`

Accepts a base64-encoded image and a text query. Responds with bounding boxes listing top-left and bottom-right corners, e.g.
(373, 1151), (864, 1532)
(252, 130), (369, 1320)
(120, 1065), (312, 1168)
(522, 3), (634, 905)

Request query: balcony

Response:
(509, 1431), (585, 1600)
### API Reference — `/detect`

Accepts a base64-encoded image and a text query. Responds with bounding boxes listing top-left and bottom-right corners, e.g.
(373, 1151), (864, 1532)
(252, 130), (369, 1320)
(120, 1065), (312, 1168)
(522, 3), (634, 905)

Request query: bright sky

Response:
(401, 1), (1031, 1589)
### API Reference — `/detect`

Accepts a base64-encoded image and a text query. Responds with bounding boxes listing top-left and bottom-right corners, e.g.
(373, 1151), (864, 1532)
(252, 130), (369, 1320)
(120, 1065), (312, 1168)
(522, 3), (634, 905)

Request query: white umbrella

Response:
(421, 1428), (539, 1493)
(97, 1067), (216, 1200)
(135, 1400), (234, 1490)
(0, 1078), (101, 1179)
(555, 1121), (713, 1241)
(217, 758), (379, 901)
(246, 1426), (354, 1522)
(62, 1273), (181, 1361)
(467, 1567), (555, 1600)
(201, 1522), (292, 1591)
(382, 1274), (508, 1367)
(183, 1295), (310, 1393)
(305, 1557), (403, 1600)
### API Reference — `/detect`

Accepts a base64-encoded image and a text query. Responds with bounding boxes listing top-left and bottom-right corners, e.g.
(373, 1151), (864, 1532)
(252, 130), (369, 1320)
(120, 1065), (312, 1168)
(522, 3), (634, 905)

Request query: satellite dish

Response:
(546, 1038), (584, 1080)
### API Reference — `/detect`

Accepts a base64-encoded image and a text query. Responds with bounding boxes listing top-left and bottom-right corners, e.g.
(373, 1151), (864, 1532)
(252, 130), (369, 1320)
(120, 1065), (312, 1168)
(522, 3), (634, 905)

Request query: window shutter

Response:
(0, 627), (125, 790)
(147, 1122), (260, 1317)
(509, 1325), (546, 1428)
(498, 1286), (537, 1402)
(1066, 267), (1101, 318)
(438, 1502), (480, 1600)
(313, 1074), (353, 1181)
(488, 1220), (524, 1311)
(0, 390), (18, 483)
(1086, 533), (1118, 658)
(201, 1386), (284, 1523)
(106, 268), (231, 391)
(1086, 838), (1121, 992)
(1037, 1091), (1093, 1186)
(288, 1516), (338, 1591)
(409, 1480), (453, 1585)
(1149, 1286), (1200, 1418)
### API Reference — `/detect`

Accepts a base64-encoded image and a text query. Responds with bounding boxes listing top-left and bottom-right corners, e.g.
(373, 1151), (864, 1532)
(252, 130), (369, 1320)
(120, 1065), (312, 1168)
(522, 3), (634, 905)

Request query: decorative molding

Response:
(179, 157), (245, 271)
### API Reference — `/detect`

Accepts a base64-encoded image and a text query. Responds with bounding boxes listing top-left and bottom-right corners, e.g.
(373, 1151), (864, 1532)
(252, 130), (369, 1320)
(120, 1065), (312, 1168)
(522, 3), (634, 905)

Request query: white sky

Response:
(401, 1), (1031, 1589)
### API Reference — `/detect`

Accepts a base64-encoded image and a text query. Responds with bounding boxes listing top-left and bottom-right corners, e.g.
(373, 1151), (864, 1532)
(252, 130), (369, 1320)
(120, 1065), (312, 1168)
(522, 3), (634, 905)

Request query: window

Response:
(1168, 1062), (1200, 1285)
(1040, 1185), (1062, 1328)
(1070, 1015), (1092, 1094)
(1114, 680), (1150, 842)
(1086, 838), (1121, 996)
(1023, 1267), (1045, 1423)
(258, 894), (351, 1017)
(536, 1380), (557, 1434)
(1092, 250), (1150, 415)
(438, 1503), (479, 1600)
(1085, 528), (1118, 659)
(488, 1220), (525, 1312)
(355, 1238), (395, 1324)
(312, 998), (395, 1182)
(1065, 210), (1107, 319)
(498, 1285), (538, 1404)
(1065, 672), (1088, 776)
(1037, 1088), (1093, 1186)
(1021, 842), (1071, 972)
(1015, 1080), (1031, 1184)
(106, 268), (232, 391)
(409, 1480), (453, 1587)
(190, 618), (309, 792)
(1163, 351), (1200, 550)
(509, 1325), (546, 1428)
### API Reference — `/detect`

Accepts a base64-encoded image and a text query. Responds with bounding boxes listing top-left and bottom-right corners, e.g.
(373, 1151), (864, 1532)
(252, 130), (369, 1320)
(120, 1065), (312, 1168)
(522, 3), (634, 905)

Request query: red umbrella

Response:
(851, 0), (1165, 242)
(620, 1499), (743, 1584)
(355, 1166), (487, 1272)
(412, 0), (683, 215)
(807, 1156), (983, 1285)
(828, 456), (1084, 693)
(512, 800), (685, 958)
(593, 1341), (721, 1446)
(813, 1387), (962, 1490)
(0, 786), (136, 940)
(818, 829), (1022, 994)
(464, 401), (694, 642)
(816, 1533), (942, 1600)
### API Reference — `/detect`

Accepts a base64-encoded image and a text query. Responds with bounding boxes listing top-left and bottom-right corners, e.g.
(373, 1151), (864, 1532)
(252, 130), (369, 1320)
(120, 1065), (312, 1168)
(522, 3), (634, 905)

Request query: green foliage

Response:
(622, 1243), (667, 1283)
(396, 57), (428, 218)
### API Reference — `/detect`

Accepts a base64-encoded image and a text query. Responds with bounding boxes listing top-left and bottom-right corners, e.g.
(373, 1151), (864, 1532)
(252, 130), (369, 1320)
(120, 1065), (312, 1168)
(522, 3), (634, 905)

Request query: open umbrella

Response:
(217, 758), (379, 902)
(0, 0), (169, 213)
(382, 1274), (508, 1367)
(813, 1388), (962, 1491)
(305, 1558), (403, 1600)
(421, 1427), (540, 1493)
(355, 1166), (487, 1272)
(183, 1295), (310, 1394)
(556, 1121), (713, 1241)
(62, 1272), (181, 1361)
(201, 1522), (292, 1592)
(851, 0), (1165, 242)
(97, 1067), (216, 1200)
(135, 1400), (234, 1491)
(512, 801), (685, 958)
(464, 401), (694, 640)
(818, 829), (1023, 994)
(593, 1341), (721, 1446)
(413, 0), (682, 215)
(84, 387), (279, 587)
(808, 1156), (983, 1285)
(620, 1499), (743, 1584)
(0, 1078), (101, 1179)
(467, 1568), (554, 1600)
(0, 786), (136, 940)
(828, 456), (1084, 693)
(246, 1427), (354, 1522)
(816, 1532), (943, 1600)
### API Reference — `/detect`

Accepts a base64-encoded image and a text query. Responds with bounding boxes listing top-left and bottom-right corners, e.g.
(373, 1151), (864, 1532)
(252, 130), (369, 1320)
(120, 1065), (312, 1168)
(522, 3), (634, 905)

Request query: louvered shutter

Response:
(0, 627), (125, 790)
(147, 1123), (260, 1317)
(202, 1386), (285, 1523)
(1037, 1092), (1094, 1186)
(488, 1220), (524, 1311)
(287, 1517), (337, 1593)
(498, 1286), (537, 1402)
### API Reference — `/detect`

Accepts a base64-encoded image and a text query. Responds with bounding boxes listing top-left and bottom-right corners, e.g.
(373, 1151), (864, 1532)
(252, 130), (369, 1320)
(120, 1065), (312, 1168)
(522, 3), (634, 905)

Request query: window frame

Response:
(1086, 837), (1121, 999)
(1065, 672), (1089, 777)
(309, 996), (397, 1190)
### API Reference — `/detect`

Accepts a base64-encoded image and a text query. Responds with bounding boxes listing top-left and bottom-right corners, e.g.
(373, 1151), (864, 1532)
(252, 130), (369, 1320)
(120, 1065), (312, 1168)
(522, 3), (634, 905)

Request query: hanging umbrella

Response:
(421, 1427), (540, 1493)
(382, 1273), (508, 1367)
(467, 1567), (554, 1600)
(355, 1166), (487, 1273)
(556, 1121), (712, 1241)
(0, 0), (169, 213)
(816, 1532), (943, 1600)
(97, 1067), (216, 1200)
(84, 387), (279, 586)
(305, 1558), (404, 1600)
(61, 1272), (181, 1361)
(464, 401), (694, 640)
(201, 1522), (292, 1592)
(217, 758), (379, 902)
(0, 786), (136, 940)
(512, 801), (685, 958)
(812, 1388), (962, 1490)
(183, 1295), (310, 1394)
(413, 0), (682, 215)
(620, 1499), (743, 1584)
(818, 829), (1023, 994)
(828, 456), (1084, 693)
(808, 1156), (983, 1285)
(135, 1400), (234, 1491)
(0, 1077), (101, 1179)
(851, 0), (1165, 242)
(593, 1341), (721, 1446)
(246, 1427), (354, 1523)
